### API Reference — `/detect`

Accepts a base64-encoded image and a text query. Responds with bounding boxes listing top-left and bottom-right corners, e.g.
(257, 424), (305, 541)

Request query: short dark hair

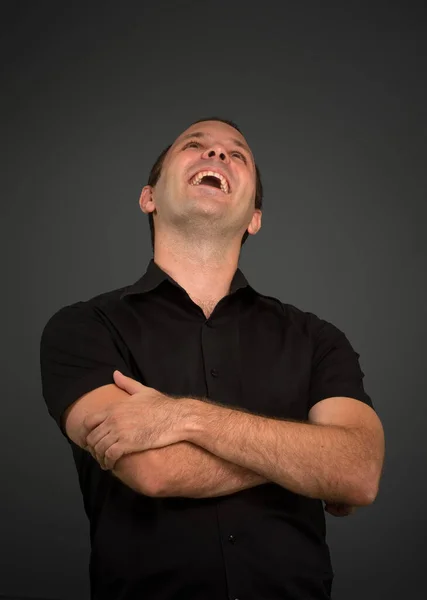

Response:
(146, 117), (263, 251)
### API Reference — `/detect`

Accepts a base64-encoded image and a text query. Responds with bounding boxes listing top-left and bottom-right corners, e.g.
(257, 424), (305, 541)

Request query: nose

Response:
(202, 145), (230, 163)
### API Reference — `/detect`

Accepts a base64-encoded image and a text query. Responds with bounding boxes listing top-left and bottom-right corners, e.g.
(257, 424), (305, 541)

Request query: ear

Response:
(247, 209), (262, 236)
(139, 185), (156, 215)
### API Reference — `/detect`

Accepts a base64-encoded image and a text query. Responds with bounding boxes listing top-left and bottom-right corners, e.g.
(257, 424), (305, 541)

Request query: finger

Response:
(113, 370), (144, 395)
(325, 504), (354, 517)
(86, 422), (110, 449)
(83, 412), (108, 437)
(94, 433), (119, 469)
(325, 506), (345, 517)
(104, 443), (125, 470)
(336, 504), (356, 516)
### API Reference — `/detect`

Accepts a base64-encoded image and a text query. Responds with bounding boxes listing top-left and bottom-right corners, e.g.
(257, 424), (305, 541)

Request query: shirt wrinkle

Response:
(40, 258), (374, 600)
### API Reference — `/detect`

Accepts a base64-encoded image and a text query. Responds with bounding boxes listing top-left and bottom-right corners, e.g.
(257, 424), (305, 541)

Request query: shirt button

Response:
(210, 368), (219, 377)
(228, 534), (236, 543)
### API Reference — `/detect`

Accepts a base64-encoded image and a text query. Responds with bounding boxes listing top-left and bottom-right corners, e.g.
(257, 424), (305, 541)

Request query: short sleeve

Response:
(308, 315), (374, 412)
(40, 302), (132, 440)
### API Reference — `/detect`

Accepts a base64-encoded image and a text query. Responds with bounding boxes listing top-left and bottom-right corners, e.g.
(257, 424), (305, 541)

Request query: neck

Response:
(153, 231), (242, 309)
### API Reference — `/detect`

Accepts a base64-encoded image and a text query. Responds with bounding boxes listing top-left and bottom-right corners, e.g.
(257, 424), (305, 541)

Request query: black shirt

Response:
(40, 258), (374, 600)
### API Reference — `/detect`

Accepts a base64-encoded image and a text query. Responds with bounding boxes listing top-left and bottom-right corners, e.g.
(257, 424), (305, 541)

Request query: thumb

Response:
(113, 370), (144, 395)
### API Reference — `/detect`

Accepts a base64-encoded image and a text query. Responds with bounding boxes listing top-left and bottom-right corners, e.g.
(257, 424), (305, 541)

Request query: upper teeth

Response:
(190, 170), (229, 194)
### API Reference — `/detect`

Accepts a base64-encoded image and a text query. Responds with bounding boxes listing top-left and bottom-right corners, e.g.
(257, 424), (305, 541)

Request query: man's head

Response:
(140, 117), (263, 251)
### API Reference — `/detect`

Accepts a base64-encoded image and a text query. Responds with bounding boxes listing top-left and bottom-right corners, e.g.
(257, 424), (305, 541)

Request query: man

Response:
(40, 117), (385, 600)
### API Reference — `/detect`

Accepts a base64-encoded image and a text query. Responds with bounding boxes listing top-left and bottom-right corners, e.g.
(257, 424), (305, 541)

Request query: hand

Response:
(324, 502), (357, 517)
(83, 371), (190, 470)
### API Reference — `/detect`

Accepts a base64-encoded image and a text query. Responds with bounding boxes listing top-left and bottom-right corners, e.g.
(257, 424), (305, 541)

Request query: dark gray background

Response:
(2, 2), (426, 599)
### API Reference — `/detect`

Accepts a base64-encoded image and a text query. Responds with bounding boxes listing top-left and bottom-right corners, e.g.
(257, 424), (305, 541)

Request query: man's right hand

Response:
(324, 502), (357, 517)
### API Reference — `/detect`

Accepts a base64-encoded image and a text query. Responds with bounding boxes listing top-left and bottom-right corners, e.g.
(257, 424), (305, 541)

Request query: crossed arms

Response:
(64, 384), (268, 498)
(63, 379), (385, 511)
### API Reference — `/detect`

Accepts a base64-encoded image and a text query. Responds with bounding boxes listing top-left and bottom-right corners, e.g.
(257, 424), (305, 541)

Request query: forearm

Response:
(146, 441), (269, 498)
(186, 401), (379, 505)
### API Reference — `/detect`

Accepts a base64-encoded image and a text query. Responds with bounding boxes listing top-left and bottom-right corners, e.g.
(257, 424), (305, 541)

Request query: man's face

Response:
(141, 120), (261, 242)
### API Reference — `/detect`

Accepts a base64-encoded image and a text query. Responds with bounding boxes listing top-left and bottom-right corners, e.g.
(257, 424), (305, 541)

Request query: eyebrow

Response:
(179, 131), (252, 157)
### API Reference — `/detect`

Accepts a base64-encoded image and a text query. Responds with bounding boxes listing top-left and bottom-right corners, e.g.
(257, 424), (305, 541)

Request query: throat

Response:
(190, 296), (219, 319)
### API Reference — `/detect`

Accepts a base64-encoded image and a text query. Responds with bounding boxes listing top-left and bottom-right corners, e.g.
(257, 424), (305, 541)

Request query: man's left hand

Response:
(83, 371), (190, 470)
(324, 502), (357, 517)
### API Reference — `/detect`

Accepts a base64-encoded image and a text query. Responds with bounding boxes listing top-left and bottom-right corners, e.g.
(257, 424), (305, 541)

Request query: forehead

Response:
(172, 121), (253, 156)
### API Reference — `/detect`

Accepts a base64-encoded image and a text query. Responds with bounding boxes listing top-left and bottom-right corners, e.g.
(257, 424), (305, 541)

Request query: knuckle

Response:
(105, 446), (118, 460)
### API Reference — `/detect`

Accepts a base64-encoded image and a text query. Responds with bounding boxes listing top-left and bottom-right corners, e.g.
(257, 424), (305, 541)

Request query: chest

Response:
(112, 297), (312, 422)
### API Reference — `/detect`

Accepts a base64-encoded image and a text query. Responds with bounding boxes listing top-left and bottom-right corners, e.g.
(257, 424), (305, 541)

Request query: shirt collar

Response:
(120, 258), (252, 299)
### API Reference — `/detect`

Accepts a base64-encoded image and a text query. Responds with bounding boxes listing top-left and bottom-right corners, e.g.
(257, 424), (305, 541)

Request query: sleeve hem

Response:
(47, 366), (118, 438)
(308, 387), (373, 412)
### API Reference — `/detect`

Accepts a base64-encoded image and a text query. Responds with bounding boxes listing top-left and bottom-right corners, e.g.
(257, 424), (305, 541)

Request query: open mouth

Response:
(189, 170), (230, 194)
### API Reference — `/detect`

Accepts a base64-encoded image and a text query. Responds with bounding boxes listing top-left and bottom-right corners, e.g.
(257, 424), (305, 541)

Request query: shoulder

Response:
(41, 283), (129, 335)
(251, 288), (341, 340)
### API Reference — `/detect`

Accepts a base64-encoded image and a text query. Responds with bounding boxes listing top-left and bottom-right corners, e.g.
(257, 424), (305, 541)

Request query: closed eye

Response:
(183, 140), (247, 164)
(183, 141), (202, 149)
(231, 151), (247, 163)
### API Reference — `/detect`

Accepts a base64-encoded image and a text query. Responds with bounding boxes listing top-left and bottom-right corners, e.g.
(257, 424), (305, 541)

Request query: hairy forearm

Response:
(186, 401), (382, 506)
(136, 441), (269, 498)
(103, 387), (266, 497)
